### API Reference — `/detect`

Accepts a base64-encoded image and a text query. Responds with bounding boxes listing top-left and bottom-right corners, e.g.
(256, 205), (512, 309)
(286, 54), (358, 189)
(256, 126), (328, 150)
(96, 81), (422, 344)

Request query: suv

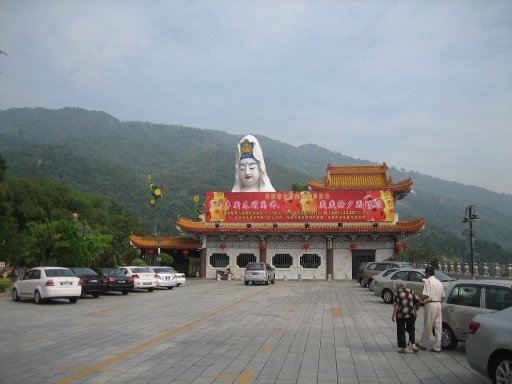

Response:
(441, 279), (512, 350)
(244, 262), (275, 286)
(360, 261), (414, 287)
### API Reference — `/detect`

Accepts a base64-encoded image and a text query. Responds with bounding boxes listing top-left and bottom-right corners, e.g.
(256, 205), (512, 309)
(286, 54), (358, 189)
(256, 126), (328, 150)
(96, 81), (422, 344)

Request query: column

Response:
(326, 236), (333, 280)
(259, 236), (267, 264)
(199, 247), (207, 278)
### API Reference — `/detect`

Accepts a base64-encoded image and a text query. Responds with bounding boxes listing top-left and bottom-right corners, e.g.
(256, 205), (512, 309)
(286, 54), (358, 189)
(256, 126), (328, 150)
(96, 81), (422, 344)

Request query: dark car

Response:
(69, 267), (108, 298)
(95, 268), (134, 295)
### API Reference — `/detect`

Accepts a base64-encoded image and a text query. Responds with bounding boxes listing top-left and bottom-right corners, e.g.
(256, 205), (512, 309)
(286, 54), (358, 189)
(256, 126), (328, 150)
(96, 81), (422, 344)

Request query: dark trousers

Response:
(397, 316), (416, 348)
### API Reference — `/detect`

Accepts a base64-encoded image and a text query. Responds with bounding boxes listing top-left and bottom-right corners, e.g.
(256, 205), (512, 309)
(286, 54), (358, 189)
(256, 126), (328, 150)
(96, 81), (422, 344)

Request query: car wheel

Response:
(265, 279), (269, 285)
(167, 286), (174, 290)
(122, 291), (129, 295)
(441, 323), (458, 350)
(382, 289), (394, 304)
(359, 279), (366, 287)
(271, 277), (275, 284)
(177, 283), (181, 287)
(148, 288), (154, 292)
(69, 297), (78, 304)
(491, 352), (512, 384)
(244, 281), (249, 286)
(12, 288), (20, 302)
(34, 290), (43, 304)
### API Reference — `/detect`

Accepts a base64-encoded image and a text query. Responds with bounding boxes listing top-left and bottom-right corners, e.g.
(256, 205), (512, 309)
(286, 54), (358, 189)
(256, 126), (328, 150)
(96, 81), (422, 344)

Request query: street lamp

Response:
(462, 205), (479, 278)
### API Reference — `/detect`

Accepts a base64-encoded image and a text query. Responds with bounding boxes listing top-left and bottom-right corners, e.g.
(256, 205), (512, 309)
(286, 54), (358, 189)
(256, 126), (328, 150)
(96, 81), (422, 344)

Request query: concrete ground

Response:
(0, 279), (489, 384)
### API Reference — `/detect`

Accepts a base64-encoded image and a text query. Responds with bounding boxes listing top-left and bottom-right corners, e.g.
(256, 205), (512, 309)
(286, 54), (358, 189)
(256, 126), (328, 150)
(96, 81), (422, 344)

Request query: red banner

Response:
(205, 191), (394, 223)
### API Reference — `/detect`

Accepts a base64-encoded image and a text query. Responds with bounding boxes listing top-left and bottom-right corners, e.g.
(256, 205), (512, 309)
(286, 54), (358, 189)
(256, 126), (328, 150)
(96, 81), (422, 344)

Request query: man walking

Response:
(418, 266), (445, 352)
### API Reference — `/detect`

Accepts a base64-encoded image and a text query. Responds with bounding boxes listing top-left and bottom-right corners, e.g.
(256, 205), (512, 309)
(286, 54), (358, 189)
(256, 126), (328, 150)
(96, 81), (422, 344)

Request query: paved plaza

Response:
(0, 279), (489, 384)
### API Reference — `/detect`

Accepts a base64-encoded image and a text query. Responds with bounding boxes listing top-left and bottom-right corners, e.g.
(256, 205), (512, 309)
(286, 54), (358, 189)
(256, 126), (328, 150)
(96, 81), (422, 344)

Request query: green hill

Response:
(1, 107), (511, 264)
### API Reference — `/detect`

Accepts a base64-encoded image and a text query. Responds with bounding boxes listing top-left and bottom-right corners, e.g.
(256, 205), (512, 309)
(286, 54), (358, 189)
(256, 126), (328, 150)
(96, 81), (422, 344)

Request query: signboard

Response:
(205, 191), (394, 223)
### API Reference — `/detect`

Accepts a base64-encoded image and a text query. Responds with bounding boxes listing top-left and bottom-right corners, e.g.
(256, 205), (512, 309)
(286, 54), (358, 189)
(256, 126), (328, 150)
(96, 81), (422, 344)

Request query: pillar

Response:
(199, 247), (207, 278)
(326, 236), (333, 280)
(259, 236), (267, 264)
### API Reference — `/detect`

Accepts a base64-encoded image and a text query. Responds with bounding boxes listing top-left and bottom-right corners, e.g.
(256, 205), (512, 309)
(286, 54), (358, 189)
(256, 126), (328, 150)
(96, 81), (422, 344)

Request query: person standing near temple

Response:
(392, 279), (420, 353)
(418, 266), (445, 352)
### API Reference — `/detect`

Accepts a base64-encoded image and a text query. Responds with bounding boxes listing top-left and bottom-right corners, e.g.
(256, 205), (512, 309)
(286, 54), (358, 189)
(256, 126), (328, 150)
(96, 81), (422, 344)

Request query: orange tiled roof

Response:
(176, 217), (424, 235)
(130, 233), (202, 249)
(308, 163), (412, 197)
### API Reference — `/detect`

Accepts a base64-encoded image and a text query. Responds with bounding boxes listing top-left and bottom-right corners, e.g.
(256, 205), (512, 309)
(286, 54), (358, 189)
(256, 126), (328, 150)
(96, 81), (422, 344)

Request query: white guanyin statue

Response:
(232, 134), (275, 192)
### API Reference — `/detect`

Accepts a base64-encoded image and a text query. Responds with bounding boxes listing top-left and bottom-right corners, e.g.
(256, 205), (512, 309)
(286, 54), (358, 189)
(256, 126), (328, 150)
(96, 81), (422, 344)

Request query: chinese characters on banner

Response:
(205, 190), (394, 223)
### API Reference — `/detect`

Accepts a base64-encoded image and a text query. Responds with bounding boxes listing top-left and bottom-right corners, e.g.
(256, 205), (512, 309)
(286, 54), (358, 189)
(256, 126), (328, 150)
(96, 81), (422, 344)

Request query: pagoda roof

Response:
(308, 163), (413, 199)
(130, 233), (202, 249)
(176, 216), (424, 236)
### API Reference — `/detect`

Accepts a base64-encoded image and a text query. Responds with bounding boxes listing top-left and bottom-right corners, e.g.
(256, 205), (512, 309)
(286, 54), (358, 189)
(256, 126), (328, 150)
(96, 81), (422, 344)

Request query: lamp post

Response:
(462, 205), (479, 279)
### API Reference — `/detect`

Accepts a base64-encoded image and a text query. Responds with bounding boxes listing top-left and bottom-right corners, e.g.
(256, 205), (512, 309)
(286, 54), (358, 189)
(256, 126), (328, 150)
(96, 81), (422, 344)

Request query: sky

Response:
(1, 0), (511, 195)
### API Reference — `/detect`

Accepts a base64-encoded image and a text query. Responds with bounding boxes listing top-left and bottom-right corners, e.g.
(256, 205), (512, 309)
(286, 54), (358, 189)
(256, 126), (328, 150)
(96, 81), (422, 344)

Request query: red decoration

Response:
(182, 249), (189, 257)
(402, 243), (409, 249)
(260, 243), (267, 250)
(303, 243), (310, 250)
(147, 249), (154, 255)
(220, 243), (226, 250)
(350, 243), (357, 250)
(395, 243), (402, 251)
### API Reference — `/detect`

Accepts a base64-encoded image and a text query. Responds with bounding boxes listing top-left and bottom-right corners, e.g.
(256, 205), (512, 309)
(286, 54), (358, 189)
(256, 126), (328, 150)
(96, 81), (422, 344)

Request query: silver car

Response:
(441, 280), (512, 350)
(373, 268), (454, 304)
(244, 262), (275, 286)
(465, 306), (512, 384)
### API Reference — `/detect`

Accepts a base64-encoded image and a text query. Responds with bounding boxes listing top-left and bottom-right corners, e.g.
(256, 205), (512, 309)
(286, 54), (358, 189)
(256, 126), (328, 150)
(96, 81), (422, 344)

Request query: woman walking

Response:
(391, 279), (420, 353)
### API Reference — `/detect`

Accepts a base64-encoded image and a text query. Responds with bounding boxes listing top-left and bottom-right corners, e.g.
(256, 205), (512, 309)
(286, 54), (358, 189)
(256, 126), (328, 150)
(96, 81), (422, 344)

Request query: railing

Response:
(412, 262), (512, 280)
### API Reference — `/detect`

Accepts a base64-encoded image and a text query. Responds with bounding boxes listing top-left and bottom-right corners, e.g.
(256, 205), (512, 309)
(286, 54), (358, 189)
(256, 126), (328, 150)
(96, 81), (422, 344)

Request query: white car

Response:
(12, 267), (81, 304)
(148, 266), (178, 289)
(165, 266), (186, 286)
(465, 306), (512, 384)
(119, 266), (157, 292)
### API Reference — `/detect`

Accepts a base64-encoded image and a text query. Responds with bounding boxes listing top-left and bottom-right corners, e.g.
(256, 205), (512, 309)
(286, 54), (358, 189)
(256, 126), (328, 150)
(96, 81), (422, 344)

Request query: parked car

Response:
(95, 268), (134, 295)
(368, 268), (401, 291)
(166, 266), (186, 286)
(441, 280), (512, 350)
(12, 267), (81, 304)
(119, 266), (157, 292)
(465, 306), (512, 384)
(244, 262), (275, 285)
(373, 268), (454, 304)
(356, 262), (370, 286)
(360, 261), (414, 287)
(148, 266), (178, 289)
(69, 267), (108, 298)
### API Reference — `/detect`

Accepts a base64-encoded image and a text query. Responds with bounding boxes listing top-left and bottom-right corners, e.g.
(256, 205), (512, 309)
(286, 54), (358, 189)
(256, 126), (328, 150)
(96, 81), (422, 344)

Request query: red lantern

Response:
(147, 249), (154, 255)
(220, 243), (226, 250)
(395, 243), (402, 251)
(303, 243), (310, 250)
(182, 249), (189, 257)
(350, 243), (357, 250)
(402, 243), (409, 250)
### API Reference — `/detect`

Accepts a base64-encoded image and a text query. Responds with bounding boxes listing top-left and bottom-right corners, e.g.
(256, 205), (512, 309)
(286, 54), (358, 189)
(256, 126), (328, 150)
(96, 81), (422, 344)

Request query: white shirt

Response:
(422, 276), (445, 302)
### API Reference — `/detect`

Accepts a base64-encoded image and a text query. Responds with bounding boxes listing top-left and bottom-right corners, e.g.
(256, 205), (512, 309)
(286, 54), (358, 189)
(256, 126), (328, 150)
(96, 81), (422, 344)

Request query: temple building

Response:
(130, 162), (424, 280)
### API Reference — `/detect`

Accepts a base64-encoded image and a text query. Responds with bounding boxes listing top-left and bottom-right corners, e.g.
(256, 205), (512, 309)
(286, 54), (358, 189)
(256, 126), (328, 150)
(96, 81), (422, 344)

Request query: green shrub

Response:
(0, 278), (11, 292)
(130, 258), (147, 266)
(159, 254), (174, 266)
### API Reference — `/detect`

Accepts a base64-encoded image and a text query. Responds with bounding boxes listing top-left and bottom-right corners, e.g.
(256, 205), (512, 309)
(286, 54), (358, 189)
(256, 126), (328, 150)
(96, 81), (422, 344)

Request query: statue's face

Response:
(238, 158), (260, 191)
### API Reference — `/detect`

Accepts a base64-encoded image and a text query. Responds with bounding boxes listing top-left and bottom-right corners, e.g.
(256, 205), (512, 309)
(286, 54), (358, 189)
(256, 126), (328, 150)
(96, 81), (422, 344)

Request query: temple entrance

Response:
(351, 250), (375, 279)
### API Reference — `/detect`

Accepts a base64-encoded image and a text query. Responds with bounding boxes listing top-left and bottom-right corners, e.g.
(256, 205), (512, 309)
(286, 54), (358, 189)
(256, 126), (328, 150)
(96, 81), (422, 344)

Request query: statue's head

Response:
(232, 135), (275, 192)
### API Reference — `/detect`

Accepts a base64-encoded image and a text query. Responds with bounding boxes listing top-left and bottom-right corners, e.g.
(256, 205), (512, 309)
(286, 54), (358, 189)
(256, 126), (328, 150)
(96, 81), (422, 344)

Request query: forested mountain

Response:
(1, 107), (511, 264)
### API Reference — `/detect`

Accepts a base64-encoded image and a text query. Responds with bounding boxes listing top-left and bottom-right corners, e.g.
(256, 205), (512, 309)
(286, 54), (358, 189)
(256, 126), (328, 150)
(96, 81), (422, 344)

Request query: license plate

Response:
(90, 279), (97, 283)
(118, 280), (126, 284)
(60, 282), (72, 286)
(143, 282), (152, 285)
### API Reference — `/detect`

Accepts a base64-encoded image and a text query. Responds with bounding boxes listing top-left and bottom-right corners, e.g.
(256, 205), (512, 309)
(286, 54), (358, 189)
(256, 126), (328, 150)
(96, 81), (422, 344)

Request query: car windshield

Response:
(101, 269), (124, 277)
(132, 267), (151, 273)
(71, 267), (97, 275)
(382, 268), (399, 277)
(435, 271), (454, 282)
(152, 267), (172, 273)
(246, 263), (264, 271)
(45, 269), (75, 277)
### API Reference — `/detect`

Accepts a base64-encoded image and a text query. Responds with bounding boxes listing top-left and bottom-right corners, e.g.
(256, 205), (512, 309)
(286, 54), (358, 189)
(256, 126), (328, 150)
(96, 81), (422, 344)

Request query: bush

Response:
(0, 278), (11, 292)
(159, 254), (174, 266)
(130, 258), (147, 266)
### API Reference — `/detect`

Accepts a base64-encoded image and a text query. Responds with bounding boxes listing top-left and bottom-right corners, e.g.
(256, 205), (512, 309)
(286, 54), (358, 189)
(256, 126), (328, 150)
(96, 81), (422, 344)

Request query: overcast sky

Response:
(1, 0), (511, 195)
